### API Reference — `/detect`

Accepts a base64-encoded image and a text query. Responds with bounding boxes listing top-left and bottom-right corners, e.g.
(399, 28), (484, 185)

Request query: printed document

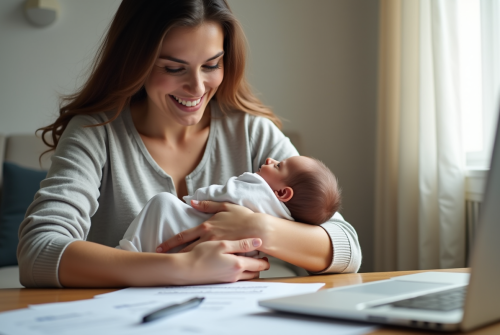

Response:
(0, 282), (376, 335)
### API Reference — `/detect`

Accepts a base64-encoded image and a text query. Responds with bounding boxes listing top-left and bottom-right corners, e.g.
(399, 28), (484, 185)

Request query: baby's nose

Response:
(266, 158), (277, 165)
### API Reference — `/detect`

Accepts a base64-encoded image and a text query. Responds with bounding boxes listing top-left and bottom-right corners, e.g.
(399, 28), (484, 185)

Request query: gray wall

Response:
(0, 0), (379, 272)
(230, 1), (378, 272)
(0, 0), (122, 133)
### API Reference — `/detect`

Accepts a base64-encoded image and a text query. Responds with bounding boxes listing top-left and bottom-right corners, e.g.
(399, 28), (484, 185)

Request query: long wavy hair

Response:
(38, 0), (281, 151)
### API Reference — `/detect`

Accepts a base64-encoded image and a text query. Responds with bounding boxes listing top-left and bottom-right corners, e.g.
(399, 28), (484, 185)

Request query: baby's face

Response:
(256, 156), (310, 191)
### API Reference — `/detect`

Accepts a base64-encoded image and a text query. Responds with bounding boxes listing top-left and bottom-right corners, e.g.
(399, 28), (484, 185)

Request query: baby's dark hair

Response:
(283, 157), (341, 225)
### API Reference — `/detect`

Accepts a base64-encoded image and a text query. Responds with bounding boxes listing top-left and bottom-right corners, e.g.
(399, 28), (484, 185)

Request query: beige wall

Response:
(0, 0), (379, 272)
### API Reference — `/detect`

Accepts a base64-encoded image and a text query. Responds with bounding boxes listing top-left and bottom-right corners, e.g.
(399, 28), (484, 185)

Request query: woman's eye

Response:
(162, 63), (221, 74)
(277, 163), (281, 168)
(203, 64), (221, 71)
(164, 67), (184, 74)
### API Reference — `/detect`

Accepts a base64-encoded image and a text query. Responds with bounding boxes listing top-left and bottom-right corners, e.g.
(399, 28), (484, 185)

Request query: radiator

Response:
(465, 170), (487, 265)
(465, 199), (481, 265)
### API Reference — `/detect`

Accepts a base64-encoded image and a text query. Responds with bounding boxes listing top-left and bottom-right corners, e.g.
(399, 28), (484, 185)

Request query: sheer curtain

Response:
(375, 0), (466, 271)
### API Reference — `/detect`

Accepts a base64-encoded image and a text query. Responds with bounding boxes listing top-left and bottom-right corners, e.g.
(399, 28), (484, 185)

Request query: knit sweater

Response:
(17, 101), (362, 287)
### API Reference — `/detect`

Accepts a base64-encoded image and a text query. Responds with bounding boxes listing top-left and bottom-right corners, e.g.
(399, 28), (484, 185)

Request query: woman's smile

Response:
(143, 21), (225, 127)
(169, 94), (206, 112)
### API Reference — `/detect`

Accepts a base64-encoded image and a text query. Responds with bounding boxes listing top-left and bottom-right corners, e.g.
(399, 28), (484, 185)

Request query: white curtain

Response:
(375, 0), (466, 271)
(481, 0), (500, 160)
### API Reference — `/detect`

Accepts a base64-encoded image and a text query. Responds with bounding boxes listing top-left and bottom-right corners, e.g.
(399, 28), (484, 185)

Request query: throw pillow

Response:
(0, 162), (47, 267)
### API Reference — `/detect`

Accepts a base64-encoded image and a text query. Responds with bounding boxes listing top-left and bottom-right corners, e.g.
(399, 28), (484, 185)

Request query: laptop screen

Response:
(461, 104), (500, 331)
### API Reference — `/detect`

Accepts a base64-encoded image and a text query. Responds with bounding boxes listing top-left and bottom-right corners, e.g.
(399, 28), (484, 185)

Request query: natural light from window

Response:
(458, 0), (482, 154)
(458, 0), (500, 169)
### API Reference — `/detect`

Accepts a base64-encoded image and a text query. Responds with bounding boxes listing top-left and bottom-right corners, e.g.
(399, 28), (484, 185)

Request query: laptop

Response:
(260, 109), (500, 332)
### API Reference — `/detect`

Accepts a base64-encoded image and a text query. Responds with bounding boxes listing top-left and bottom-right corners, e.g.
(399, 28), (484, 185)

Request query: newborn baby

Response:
(118, 156), (341, 253)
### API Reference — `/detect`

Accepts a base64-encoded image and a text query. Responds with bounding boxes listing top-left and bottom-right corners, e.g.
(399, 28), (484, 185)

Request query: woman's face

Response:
(145, 22), (224, 127)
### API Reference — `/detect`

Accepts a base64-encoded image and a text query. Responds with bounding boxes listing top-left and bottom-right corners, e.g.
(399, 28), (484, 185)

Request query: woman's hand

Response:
(179, 238), (270, 284)
(156, 200), (266, 253)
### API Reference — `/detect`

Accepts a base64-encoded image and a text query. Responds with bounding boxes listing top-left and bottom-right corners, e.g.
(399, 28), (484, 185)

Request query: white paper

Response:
(0, 282), (375, 335)
(111, 312), (377, 335)
(91, 282), (326, 325)
(190, 313), (377, 335)
(0, 306), (133, 335)
(94, 281), (325, 300)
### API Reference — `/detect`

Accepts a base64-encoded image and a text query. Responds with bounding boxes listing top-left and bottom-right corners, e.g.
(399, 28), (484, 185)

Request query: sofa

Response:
(0, 134), (51, 288)
(0, 133), (304, 288)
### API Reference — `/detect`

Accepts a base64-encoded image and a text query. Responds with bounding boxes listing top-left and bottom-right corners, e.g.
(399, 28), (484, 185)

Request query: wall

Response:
(0, 0), (379, 272)
(0, 0), (122, 133)
(230, 0), (378, 272)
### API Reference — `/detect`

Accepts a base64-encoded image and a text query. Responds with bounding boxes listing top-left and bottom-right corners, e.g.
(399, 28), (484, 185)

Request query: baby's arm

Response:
(183, 174), (258, 205)
(183, 182), (230, 204)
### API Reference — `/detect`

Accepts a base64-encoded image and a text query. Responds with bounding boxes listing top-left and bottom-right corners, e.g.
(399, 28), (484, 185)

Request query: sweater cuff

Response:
(312, 223), (351, 274)
(32, 237), (75, 288)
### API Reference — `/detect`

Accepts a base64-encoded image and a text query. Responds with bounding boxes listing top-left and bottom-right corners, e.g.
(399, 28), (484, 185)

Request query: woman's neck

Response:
(130, 99), (211, 145)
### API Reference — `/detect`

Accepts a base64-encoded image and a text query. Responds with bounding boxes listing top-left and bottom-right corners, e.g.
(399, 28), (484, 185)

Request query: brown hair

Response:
(284, 158), (341, 225)
(37, 0), (281, 151)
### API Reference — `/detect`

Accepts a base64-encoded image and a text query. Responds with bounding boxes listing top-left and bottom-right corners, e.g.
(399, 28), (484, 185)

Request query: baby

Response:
(118, 156), (341, 253)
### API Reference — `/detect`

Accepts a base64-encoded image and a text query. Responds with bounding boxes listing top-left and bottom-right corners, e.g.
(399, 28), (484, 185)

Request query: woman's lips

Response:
(169, 94), (205, 112)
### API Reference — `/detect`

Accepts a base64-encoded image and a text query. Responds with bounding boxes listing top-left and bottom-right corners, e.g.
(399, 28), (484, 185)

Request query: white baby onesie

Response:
(117, 172), (294, 253)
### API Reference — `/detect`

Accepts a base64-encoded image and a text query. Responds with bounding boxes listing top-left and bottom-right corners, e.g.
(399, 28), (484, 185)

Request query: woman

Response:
(18, 0), (361, 288)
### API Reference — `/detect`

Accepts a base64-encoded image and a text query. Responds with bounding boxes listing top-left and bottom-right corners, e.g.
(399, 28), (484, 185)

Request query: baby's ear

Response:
(274, 187), (294, 202)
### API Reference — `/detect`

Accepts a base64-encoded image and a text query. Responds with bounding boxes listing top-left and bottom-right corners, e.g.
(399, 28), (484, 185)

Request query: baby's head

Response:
(256, 156), (341, 225)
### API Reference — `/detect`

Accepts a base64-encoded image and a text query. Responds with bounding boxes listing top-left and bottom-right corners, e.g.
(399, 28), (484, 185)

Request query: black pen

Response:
(141, 297), (205, 323)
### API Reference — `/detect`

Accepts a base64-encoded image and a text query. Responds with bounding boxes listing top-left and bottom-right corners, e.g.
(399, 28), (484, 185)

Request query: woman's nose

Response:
(184, 70), (205, 97)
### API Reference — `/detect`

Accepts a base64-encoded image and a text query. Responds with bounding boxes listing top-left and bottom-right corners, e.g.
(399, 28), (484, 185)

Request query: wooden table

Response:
(1, 268), (499, 334)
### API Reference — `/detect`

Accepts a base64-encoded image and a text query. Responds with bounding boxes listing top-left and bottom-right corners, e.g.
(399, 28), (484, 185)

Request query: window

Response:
(458, 0), (500, 169)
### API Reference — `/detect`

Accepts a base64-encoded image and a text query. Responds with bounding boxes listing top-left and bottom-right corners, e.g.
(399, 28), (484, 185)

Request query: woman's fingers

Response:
(238, 271), (261, 280)
(191, 200), (230, 214)
(181, 231), (264, 254)
(241, 256), (270, 272)
(235, 250), (260, 258)
(183, 239), (269, 284)
(156, 226), (201, 253)
(219, 238), (262, 254)
(216, 238), (270, 272)
(179, 238), (205, 253)
(158, 203), (253, 253)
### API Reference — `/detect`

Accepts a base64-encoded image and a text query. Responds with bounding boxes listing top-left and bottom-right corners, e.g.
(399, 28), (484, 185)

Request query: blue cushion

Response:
(0, 162), (46, 267)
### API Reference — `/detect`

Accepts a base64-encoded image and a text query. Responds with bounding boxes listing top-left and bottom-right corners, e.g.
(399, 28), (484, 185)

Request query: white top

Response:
(118, 173), (294, 253)
(184, 172), (294, 220)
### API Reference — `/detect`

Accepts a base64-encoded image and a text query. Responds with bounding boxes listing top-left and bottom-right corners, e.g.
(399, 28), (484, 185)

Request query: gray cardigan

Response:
(17, 101), (362, 287)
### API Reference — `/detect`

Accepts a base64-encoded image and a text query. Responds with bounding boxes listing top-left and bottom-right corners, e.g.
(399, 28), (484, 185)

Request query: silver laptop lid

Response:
(461, 108), (500, 331)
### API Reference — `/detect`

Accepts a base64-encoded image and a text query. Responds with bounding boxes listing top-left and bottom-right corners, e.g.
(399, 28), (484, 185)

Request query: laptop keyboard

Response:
(387, 286), (467, 311)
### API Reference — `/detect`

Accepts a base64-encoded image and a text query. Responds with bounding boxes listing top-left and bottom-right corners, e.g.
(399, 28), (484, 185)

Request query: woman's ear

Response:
(274, 187), (294, 202)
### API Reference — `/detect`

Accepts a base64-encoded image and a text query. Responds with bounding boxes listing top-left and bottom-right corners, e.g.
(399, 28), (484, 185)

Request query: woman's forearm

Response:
(58, 239), (269, 287)
(256, 214), (333, 272)
(59, 240), (188, 287)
